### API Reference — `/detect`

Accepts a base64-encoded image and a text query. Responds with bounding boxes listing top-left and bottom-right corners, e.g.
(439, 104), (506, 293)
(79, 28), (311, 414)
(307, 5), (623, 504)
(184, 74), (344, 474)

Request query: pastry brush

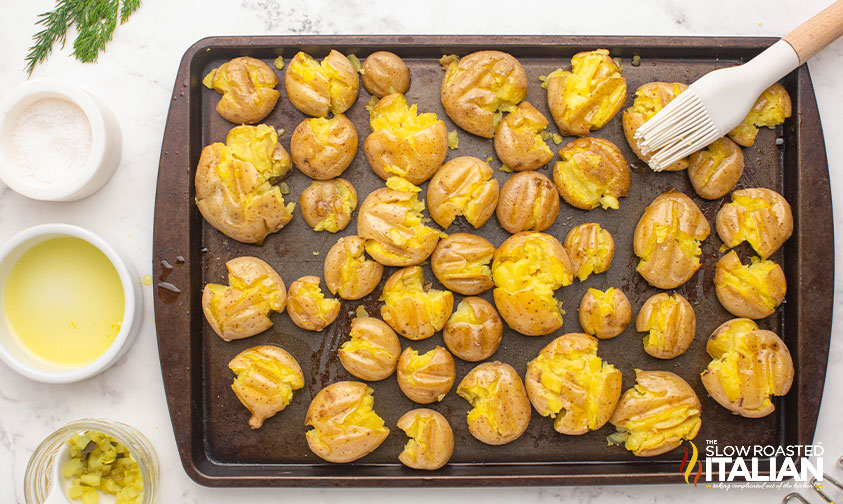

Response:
(635, 0), (843, 171)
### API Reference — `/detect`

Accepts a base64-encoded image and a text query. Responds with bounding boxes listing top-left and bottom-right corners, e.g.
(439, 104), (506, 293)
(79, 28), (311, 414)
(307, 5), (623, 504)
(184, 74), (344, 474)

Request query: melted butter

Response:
(3, 237), (124, 367)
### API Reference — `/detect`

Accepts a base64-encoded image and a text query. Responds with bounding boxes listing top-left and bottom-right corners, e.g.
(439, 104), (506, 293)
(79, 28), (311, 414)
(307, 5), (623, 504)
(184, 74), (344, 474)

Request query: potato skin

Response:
(364, 93), (448, 185)
(338, 317), (401, 381)
(714, 251), (786, 320)
(525, 333), (622, 435)
(202, 256), (286, 342)
(323, 235), (384, 300)
(546, 49), (626, 136)
(728, 82), (792, 147)
(305, 381), (389, 463)
(361, 51), (411, 98)
(622, 82), (690, 171)
(636, 292), (696, 359)
(443, 297), (503, 362)
(716, 188), (793, 259)
(397, 346), (456, 404)
(205, 56), (280, 124)
(397, 408), (454, 470)
(496, 171), (559, 233)
(578, 288), (631, 340)
(286, 276), (341, 331)
(298, 178), (357, 232)
(380, 266), (454, 341)
(229, 345), (303, 429)
(427, 156), (499, 229)
(553, 137), (629, 210)
(430, 233), (495, 295)
(457, 361), (531, 445)
(290, 115), (358, 180)
(610, 370), (701, 457)
(285, 50), (359, 117)
(563, 223), (615, 282)
(440, 51), (528, 138)
(195, 126), (293, 244)
(493, 101), (554, 171)
(687, 137), (745, 200)
(701, 318), (794, 418)
(357, 185), (440, 266)
(633, 191), (710, 289)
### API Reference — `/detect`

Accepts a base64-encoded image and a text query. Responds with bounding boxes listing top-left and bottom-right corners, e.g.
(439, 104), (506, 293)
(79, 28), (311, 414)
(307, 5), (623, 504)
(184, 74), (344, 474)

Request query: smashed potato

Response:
(338, 316), (401, 381)
(202, 257), (286, 342)
(636, 293), (696, 359)
(728, 83), (792, 147)
(714, 251), (786, 320)
(525, 333), (622, 435)
(623, 82), (690, 171)
(553, 137), (630, 210)
(457, 361), (531, 445)
(701, 318), (794, 418)
(716, 188), (793, 259)
(493, 101), (554, 171)
(357, 177), (440, 266)
(443, 297), (503, 362)
(381, 266), (454, 340)
(365, 93), (448, 184)
(492, 232), (574, 336)
(361, 51), (411, 98)
(430, 233), (495, 295)
(397, 346), (456, 404)
(305, 381), (389, 463)
(427, 156), (500, 229)
(323, 235), (384, 300)
(563, 223), (615, 282)
(634, 191), (710, 289)
(578, 287), (632, 340)
(545, 49), (627, 136)
(440, 51), (528, 138)
(285, 50), (359, 117)
(195, 124), (294, 244)
(287, 276), (341, 331)
(496, 171), (559, 233)
(290, 115), (358, 180)
(229, 345), (304, 429)
(687, 137), (745, 200)
(609, 370), (701, 457)
(397, 408), (454, 471)
(298, 178), (357, 232)
(202, 56), (280, 124)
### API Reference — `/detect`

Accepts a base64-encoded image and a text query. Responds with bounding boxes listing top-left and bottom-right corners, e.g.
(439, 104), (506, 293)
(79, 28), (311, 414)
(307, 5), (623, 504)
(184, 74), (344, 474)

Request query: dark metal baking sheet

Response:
(152, 35), (833, 487)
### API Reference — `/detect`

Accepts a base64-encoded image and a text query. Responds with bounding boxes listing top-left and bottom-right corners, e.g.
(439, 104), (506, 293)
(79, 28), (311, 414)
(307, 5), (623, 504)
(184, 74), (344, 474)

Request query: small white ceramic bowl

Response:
(0, 79), (122, 201)
(0, 224), (142, 383)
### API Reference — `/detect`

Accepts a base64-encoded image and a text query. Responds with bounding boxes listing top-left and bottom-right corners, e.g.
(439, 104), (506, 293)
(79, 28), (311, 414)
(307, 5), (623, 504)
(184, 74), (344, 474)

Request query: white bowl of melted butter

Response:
(0, 224), (142, 383)
(0, 79), (122, 201)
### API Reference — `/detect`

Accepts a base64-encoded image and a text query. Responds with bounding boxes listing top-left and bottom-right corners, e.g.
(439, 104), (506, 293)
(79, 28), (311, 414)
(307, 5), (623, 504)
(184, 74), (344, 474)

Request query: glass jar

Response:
(24, 418), (159, 504)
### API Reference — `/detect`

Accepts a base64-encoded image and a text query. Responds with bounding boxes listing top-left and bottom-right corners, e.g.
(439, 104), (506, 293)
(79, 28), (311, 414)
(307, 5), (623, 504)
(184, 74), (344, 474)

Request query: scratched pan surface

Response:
(152, 36), (833, 486)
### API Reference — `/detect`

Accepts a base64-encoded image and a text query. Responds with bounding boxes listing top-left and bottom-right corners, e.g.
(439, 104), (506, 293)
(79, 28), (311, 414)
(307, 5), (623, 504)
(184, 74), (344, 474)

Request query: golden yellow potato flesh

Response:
(195, 124), (294, 244)
(553, 137), (630, 210)
(397, 408), (454, 471)
(203, 56), (280, 124)
(622, 82), (690, 171)
(493, 101), (554, 171)
(338, 317), (401, 382)
(687, 137), (745, 200)
(323, 235), (384, 300)
(635, 292), (696, 359)
(427, 156), (500, 229)
(380, 266), (454, 341)
(728, 82), (792, 147)
(578, 287), (632, 340)
(285, 50), (359, 117)
(229, 345), (304, 429)
(298, 178), (358, 233)
(609, 370), (701, 457)
(563, 223), (615, 282)
(633, 191), (710, 289)
(546, 49), (627, 136)
(396, 346), (456, 404)
(701, 318), (794, 418)
(457, 361), (531, 445)
(286, 276), (341, 331)
(525, 333), (622, 435)
(202, 256), (286, 342)
(716, 188), (793, 259)
(443, 297), (503, 362)
(714, 251), (786, 320)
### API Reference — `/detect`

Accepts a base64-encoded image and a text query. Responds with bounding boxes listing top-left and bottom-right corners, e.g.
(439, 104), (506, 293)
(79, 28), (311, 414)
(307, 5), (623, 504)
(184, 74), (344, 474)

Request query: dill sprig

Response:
(25, 0), (142, 76)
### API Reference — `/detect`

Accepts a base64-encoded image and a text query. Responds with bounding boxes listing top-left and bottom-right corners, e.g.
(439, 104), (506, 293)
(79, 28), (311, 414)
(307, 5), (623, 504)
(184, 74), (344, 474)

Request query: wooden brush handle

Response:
(784, 0), (843, 63)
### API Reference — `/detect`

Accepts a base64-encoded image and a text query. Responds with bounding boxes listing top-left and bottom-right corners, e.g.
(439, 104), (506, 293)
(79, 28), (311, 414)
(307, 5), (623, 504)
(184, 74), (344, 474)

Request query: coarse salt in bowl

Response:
(0, 79), (122, 201)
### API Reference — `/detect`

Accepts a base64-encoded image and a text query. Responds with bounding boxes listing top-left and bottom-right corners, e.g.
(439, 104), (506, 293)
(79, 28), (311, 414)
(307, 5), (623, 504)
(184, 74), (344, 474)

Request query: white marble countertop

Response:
(1, 0), (842, 502)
